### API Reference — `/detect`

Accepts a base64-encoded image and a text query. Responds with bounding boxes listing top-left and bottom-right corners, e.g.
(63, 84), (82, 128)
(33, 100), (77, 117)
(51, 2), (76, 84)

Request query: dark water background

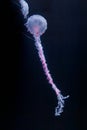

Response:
(1, 0), (87, 130)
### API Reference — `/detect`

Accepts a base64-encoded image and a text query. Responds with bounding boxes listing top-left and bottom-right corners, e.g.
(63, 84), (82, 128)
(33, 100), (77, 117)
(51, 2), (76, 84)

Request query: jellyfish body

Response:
(25, 14), (69, 116)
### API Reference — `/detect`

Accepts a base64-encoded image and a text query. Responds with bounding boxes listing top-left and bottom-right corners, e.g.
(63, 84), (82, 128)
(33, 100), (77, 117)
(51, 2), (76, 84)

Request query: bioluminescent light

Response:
(15, 0), (69, 116)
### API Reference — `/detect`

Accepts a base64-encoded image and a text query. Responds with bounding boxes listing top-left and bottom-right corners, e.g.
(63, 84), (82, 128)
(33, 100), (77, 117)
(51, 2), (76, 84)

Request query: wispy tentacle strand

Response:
(34, 36), (69, 116)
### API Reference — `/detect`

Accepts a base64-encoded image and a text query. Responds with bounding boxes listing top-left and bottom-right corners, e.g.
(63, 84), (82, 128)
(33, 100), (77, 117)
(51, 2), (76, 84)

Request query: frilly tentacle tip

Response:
(55, 94), (70, 116)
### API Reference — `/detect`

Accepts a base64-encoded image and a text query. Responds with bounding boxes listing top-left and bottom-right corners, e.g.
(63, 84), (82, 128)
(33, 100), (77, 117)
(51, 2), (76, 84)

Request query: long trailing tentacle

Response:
(34, 36), (69, 116)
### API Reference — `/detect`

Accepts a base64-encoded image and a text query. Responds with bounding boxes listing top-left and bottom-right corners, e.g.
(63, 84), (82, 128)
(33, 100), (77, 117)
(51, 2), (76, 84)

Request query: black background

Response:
(1, 0), (87, 130)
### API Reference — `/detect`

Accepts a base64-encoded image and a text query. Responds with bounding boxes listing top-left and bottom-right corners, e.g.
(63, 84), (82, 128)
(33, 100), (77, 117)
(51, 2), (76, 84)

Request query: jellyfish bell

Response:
(25, 15), (47, 37)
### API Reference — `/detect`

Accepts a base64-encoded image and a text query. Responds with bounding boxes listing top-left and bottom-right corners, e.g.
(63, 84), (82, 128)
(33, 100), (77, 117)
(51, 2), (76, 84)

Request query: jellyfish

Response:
(15, 0), (69, 116)
(25, 15), (69, 116)
(19, 0), (29, 18)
